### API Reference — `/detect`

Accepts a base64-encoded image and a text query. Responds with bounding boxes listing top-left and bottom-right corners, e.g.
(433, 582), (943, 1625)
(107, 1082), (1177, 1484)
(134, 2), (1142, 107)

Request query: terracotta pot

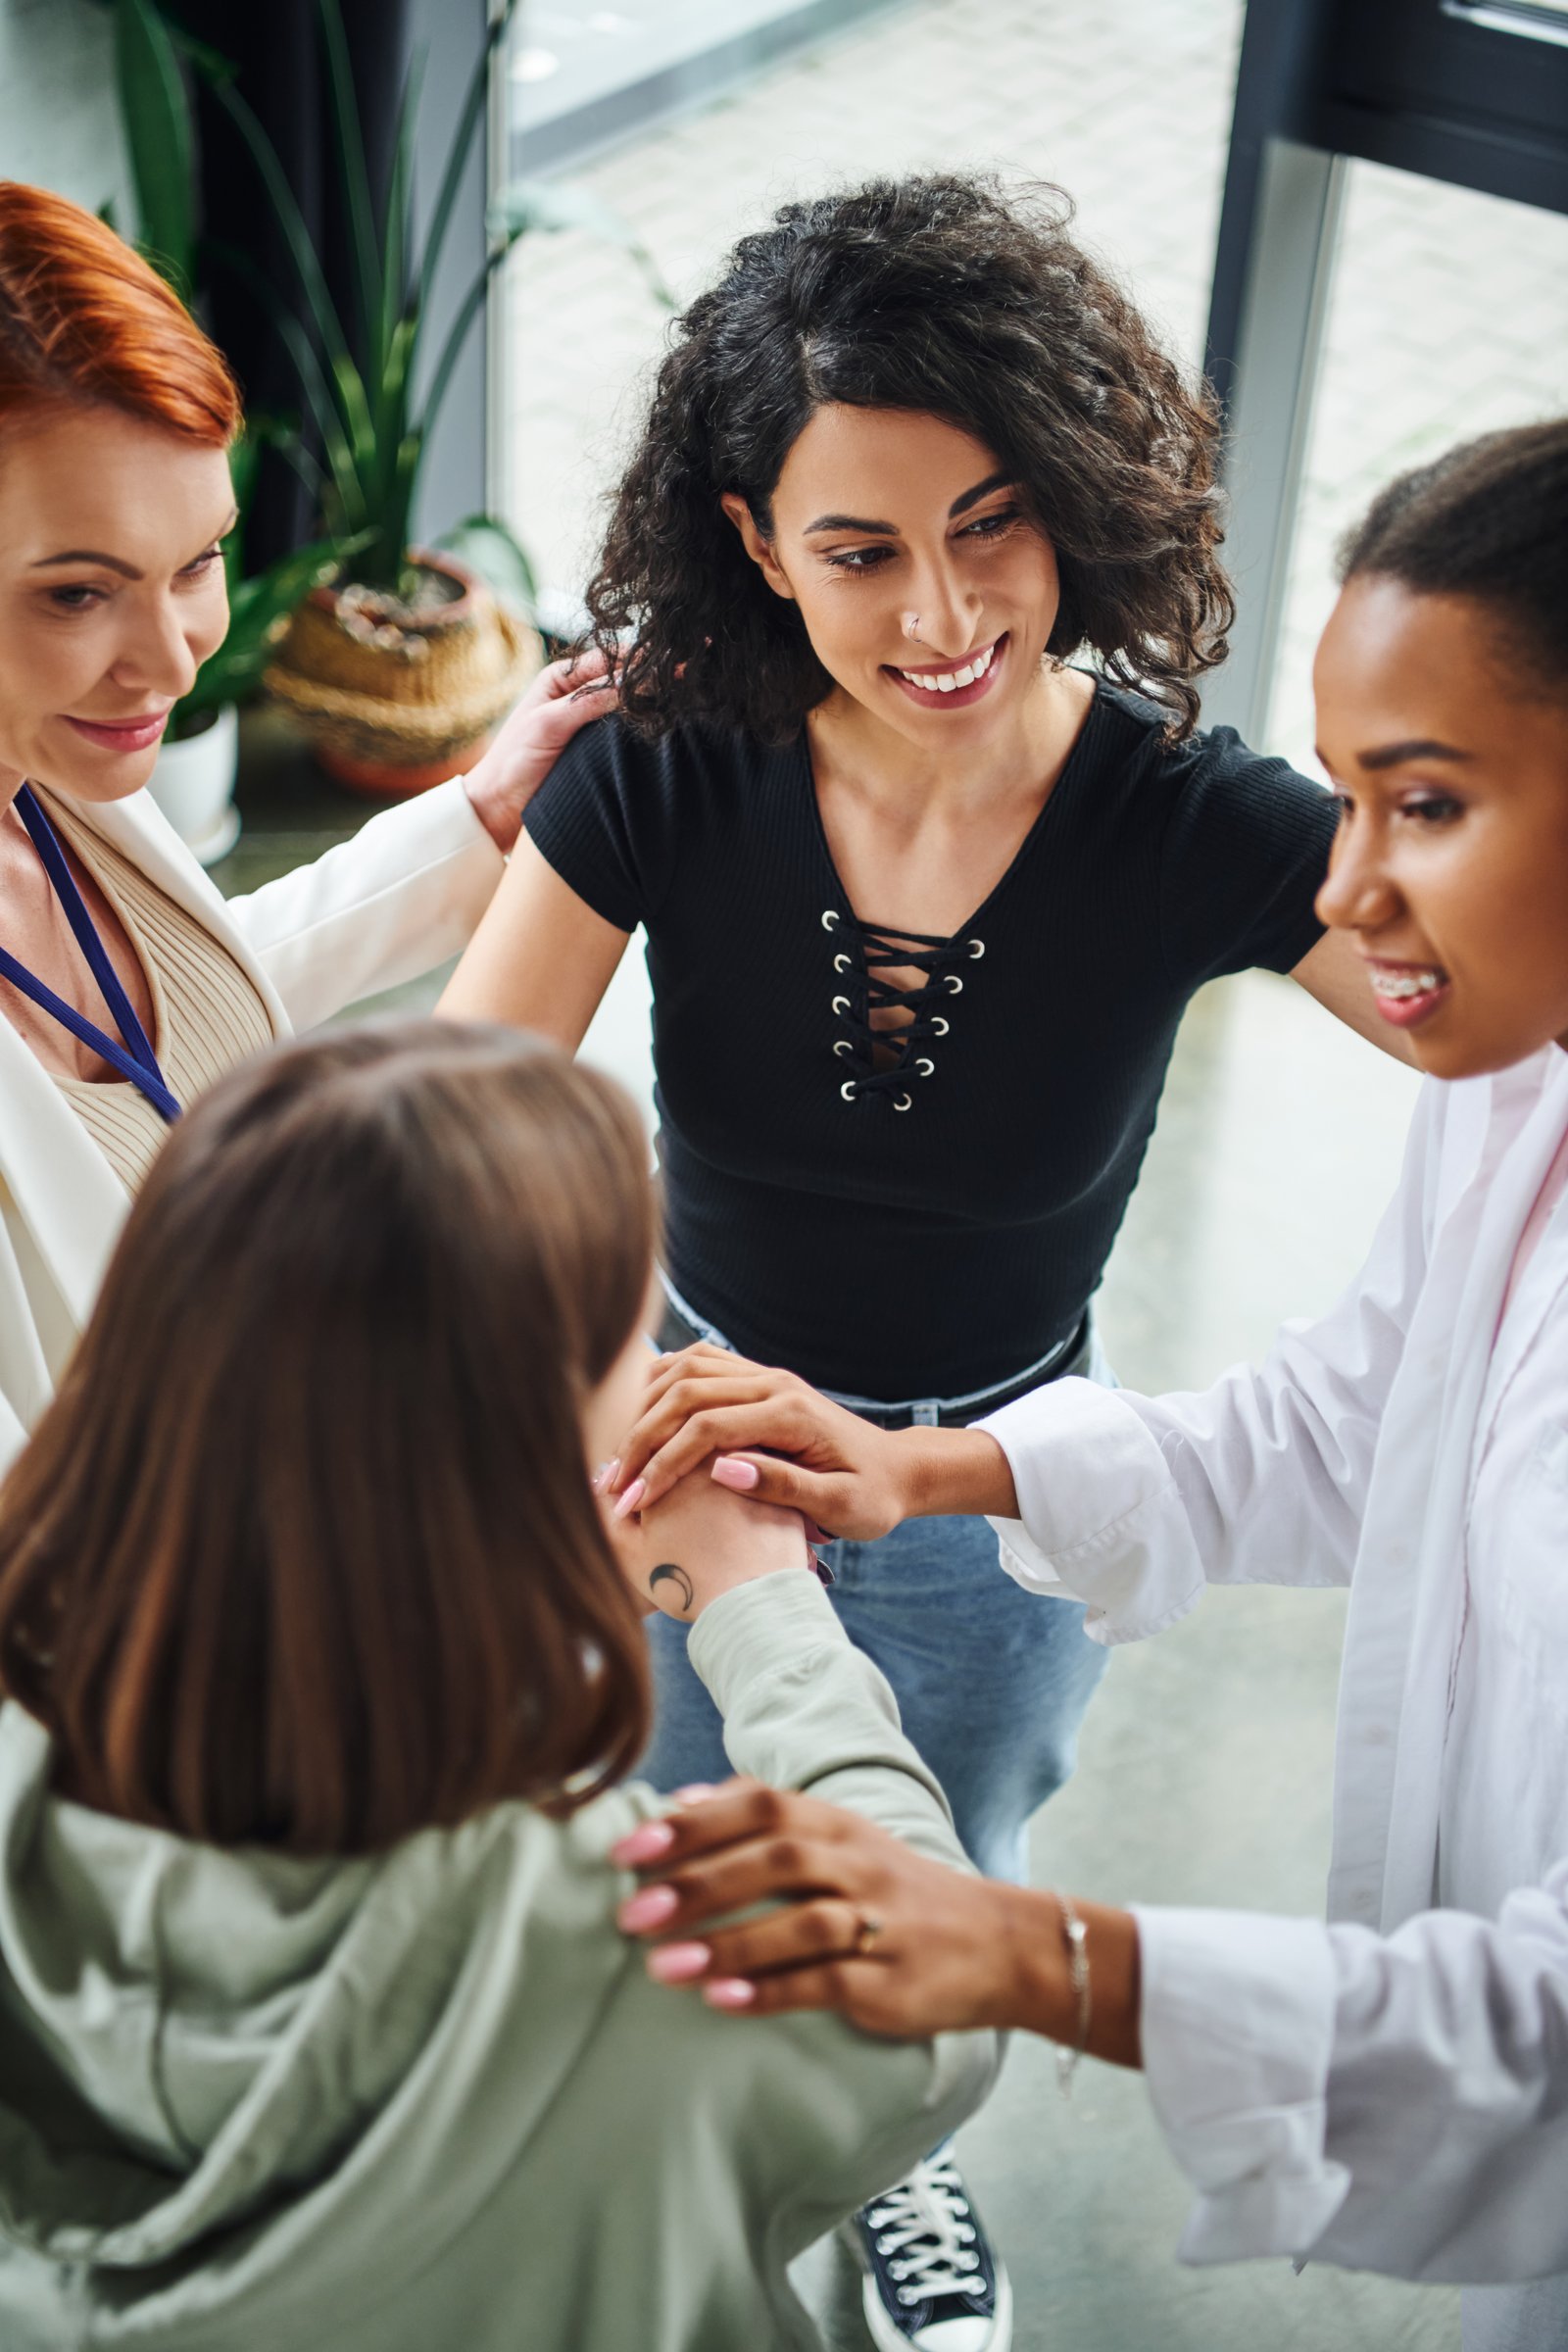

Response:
(317, 728), (493, 799)
(264, 551), (541, 797)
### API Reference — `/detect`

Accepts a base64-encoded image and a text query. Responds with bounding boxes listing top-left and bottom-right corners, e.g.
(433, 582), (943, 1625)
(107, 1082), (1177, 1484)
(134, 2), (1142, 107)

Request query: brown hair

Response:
(0, 1022), (656, 1853)
(0, 180), (239, 445)
(586, 173), (1233, 743)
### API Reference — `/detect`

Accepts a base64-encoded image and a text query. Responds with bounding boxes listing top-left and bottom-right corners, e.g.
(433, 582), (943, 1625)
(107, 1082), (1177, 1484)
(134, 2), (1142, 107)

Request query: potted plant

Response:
(205, 0), (670, 796)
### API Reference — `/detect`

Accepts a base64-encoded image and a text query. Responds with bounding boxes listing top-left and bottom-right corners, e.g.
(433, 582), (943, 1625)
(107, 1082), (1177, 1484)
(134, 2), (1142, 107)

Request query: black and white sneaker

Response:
(846, 2150), (1012, 2351)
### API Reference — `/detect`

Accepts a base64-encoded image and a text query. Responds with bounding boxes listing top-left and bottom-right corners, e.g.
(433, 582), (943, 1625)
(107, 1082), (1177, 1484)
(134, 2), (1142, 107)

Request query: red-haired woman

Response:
(0, 181), (609, 1469)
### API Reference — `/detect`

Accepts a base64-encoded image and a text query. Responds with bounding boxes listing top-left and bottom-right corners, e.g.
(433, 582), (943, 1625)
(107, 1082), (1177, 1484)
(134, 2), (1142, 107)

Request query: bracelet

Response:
(1052, 1889), (1091, 2097)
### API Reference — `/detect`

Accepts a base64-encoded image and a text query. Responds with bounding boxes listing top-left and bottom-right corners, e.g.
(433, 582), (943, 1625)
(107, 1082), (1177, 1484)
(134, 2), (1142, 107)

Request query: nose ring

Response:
(905, 613), (921, 641)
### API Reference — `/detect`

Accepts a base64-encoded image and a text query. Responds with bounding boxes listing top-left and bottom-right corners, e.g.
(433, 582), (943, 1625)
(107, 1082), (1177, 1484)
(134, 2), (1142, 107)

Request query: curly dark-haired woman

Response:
(444, 173), (1406, 2351)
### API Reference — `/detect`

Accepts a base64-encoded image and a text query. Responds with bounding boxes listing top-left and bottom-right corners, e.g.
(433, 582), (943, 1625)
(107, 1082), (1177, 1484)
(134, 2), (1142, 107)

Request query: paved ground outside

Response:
(479, 8), (1568, 2341)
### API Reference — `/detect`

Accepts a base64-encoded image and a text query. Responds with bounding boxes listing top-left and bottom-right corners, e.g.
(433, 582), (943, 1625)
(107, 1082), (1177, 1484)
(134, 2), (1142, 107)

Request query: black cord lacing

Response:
(822, 908), (985, 1108)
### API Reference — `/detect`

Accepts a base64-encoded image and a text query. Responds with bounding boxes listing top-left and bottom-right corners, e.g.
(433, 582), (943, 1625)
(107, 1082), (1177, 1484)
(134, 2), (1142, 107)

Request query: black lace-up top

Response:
(524, 683), (1338, 1399)
(822, 911), (983, 1111)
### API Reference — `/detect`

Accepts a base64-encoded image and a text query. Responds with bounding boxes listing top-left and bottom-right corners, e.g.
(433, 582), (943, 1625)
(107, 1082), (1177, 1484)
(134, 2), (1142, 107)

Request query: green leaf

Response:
(416, 0), (520, 328)
(435, 514), (538, 612)
(206, 238), (368, 533)
(203, 70), (359, 406)
(113, 0), (196, 293)
(414, 249), (496, 454)
(318, 0), (383, 378)
(156, 16), (234, 87)
(489, 176), (677, 311)
(378, 55), (422, 392)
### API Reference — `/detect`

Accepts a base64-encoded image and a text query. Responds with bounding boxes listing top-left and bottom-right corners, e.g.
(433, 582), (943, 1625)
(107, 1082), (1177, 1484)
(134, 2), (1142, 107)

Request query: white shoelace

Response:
(866, 2155), (982, 2302)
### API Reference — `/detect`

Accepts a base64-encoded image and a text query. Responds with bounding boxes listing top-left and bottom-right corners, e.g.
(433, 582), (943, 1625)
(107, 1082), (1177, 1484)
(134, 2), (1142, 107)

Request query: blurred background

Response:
(4, 0), (1566, 2340)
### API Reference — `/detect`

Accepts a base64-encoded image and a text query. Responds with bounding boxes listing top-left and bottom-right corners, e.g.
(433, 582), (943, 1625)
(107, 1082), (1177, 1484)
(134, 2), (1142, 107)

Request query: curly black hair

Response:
(584, 173), (1235, 743)
(1337, 417), (1568, 702)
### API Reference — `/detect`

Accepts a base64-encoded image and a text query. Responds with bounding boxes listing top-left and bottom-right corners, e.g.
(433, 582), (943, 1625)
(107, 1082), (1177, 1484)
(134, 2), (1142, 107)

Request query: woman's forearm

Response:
(995, 1886), (1144, 2067)
(891, 1424), (1020, 1521)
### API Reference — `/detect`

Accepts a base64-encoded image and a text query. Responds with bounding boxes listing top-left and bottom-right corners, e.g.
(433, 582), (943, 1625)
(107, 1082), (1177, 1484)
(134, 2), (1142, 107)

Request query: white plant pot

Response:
(148, 705), (241, 867)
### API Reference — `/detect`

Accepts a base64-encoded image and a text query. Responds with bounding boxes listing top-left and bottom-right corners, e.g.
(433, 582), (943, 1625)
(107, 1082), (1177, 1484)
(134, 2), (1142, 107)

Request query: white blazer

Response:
(982, 1047), (1568, 2320)
(0, 779), (503, 1473)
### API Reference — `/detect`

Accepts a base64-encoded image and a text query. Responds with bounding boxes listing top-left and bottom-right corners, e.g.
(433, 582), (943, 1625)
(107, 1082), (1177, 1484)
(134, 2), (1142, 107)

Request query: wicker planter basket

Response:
(265, 551), (541, 796)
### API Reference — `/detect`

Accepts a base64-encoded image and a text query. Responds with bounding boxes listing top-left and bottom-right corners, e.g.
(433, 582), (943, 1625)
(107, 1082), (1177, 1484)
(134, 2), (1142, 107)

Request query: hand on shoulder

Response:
(463, 649), (619, 852)
(612, 1780), (1024, 2037)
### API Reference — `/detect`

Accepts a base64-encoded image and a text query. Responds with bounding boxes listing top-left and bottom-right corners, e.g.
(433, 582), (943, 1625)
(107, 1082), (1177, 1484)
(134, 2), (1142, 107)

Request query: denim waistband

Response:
(657, 1272), (1090, 1431)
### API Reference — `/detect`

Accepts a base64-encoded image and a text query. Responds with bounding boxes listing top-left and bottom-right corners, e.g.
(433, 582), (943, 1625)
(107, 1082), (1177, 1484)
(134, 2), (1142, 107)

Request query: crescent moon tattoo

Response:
(649, 1561), (695, 1613)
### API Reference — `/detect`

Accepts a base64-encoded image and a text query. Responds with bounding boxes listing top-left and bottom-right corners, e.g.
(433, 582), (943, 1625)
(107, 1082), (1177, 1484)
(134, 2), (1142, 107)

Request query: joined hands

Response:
(604, 1341), (1020, 1536)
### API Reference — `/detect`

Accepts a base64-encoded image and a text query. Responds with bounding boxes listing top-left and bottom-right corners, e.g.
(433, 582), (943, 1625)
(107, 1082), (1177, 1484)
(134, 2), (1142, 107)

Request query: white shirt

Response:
(981, 1047), (1568, 2295)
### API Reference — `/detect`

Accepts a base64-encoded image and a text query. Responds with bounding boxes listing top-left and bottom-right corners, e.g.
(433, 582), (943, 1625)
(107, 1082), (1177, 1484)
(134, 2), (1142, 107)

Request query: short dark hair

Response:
(0, 1023), (657, 1854)
(586, 173), (1234, 743)
(1337, 417), (1568, 701)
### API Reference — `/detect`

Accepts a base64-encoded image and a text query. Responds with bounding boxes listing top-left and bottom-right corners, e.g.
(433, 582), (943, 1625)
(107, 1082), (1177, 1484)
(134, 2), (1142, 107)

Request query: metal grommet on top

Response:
(893, 1093), (912, 1111)
(832, 994), (852, 1015)
(946, 973), (964, 995)
(833, 1039), (854, 1058)
(833, 952), (852, 973)
(931, 1015), (950, 1036)
(820, 908), (840, 931)
(969, 937), (986, 959)
(916, 1057), (935, 1076)
(841, 1078), (858, 1102)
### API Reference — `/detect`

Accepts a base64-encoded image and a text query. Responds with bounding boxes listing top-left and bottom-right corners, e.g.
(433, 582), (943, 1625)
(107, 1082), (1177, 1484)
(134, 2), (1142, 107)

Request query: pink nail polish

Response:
(618, 1884), (679, 1933)
(647, 1941), (710, 1984)
(610, 1819), (675, 1866)
(704, 1979), (757, 2009)
(612, 1478), (647, 1520)
(710, 1457), (760, 1493)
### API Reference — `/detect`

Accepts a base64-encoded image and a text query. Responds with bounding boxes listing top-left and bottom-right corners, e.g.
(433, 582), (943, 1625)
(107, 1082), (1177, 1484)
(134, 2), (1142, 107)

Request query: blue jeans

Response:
(640, 1324), (1115, 1884)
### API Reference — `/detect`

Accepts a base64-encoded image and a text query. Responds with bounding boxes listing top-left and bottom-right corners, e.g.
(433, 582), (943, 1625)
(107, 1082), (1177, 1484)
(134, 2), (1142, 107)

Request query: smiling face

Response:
(0, 402), (234, 804)
(1313, 575), (1568, 1078)
(721, 405), (1062, 748)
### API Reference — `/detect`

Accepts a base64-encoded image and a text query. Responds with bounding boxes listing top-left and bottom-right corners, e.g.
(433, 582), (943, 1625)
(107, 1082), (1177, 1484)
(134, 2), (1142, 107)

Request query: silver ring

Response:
(854, 1909), (884, 1955)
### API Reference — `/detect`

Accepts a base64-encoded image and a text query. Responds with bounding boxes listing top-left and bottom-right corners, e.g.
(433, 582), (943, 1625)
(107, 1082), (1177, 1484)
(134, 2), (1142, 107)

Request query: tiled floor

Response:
(458, 9), (1564, 2340)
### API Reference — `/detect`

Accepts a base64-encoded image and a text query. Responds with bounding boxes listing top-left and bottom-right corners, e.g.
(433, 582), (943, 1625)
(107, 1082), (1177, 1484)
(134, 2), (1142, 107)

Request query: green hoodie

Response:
(0, 1574), (997, 2350)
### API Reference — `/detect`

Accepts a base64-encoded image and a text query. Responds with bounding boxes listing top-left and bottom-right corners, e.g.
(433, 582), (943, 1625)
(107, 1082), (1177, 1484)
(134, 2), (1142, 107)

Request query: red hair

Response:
(0, 180), (239, 445)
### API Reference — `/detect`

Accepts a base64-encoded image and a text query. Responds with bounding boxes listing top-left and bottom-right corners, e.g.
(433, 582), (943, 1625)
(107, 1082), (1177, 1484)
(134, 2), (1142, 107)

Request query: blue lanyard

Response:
(0, 788), (181, 1124)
